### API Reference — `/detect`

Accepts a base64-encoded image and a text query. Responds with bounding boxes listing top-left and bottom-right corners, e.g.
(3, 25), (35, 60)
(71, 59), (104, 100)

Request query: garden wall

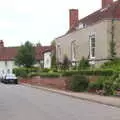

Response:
(20, 76), (98, 90)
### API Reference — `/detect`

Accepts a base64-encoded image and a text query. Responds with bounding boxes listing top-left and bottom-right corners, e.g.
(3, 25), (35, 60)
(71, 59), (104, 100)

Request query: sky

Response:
(0, 0), (117, 46)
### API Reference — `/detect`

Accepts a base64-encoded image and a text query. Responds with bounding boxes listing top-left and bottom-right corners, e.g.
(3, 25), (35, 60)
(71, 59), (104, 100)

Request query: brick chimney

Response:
(0, 40), (4, 47)
(69, 9), (79, 29)
(102, 0), (113, 8)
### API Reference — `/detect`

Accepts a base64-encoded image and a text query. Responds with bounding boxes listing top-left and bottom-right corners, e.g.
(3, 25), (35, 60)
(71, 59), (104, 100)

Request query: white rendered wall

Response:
(44, 52), (51, 68)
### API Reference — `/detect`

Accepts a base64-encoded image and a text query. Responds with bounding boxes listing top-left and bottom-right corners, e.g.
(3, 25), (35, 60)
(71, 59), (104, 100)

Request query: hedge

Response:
(27, 72), (40, 78)
(69, 75), (89, 92)
(41, 68), (50, 72)
(13, 67), (40, 77)
(39, 72), (61, 78)
(62, 69), (117, 77)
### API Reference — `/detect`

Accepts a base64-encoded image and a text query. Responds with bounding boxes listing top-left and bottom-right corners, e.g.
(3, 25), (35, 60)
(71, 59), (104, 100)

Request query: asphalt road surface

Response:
(0, 83), (120, 120)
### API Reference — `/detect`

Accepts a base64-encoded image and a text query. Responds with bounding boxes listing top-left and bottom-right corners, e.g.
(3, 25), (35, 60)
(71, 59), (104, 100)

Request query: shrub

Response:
(51, 53), (57, 69)
(62, 69), (115, 77)
(71, 65), (77, 70)
(112, 74), (120, 90)
(78, 57), (90, 70)
(62, 55), (70, 70)
(103, 79), (114, 96)
(39, 72), (60, 78)
(19, 70), (28, 78)
(27, 72), (40, 78)
(88, 82), (98, 90)
(13, 68), (28, 77)
(101, 58), (120, 70)
(62, 70), (79, 77)
(69, 75), (89, 92)
(42, 68), (50, 72)
(30, 67), (40, 72)
(52, 68), (58, 72)
(88, 76), (105, 90)
(13, 67), (40, 78)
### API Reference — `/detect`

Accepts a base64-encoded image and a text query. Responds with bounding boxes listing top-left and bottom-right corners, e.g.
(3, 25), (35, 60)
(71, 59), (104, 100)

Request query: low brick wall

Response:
(20, 76), (98, 90)
(20, 76), (70, 90)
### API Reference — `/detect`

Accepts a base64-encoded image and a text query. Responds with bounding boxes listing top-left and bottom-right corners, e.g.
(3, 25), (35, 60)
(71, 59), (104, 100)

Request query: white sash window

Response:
(71, 40), (76, 61)
(89, 35), (95, 59)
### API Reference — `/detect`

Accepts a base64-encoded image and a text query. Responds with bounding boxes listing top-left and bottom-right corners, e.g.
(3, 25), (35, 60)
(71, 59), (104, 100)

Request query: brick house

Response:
(0, 40), (53, 74)
(55, 0), (120, 66)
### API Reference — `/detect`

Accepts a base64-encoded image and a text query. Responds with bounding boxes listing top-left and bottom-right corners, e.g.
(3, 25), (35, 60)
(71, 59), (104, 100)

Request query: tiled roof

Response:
(0, 46), (53, 61)
(79, 1), (120, 25)
(68, 0), (120, 33)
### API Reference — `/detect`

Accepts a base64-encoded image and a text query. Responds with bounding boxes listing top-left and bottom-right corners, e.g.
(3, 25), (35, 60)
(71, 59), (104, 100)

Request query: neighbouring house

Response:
(55, 0), (120, 67)
(0, 40), (53, 74)
(43, 50), (52, 69)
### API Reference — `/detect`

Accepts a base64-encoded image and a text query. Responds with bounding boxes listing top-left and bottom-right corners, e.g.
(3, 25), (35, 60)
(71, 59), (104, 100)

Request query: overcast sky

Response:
(0, 0), (117, 46)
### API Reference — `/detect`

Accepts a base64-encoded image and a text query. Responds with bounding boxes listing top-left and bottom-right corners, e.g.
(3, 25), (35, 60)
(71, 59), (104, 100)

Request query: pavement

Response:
(0, 83), (120, 120)
(22, 83), (120, 108)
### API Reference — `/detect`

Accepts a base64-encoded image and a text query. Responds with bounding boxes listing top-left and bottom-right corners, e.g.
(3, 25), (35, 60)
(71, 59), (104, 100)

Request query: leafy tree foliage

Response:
(15, 41), (36, 67)
(51, 40), (56, 47)
(51, 53), (57, 69)
(51, 40), (57, 69)
(36, 41), (42, 47)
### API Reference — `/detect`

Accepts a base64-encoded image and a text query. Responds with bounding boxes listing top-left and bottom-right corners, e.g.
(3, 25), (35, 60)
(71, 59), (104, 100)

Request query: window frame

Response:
(89, 34), (96, 59)
(71, 40), (76, 61)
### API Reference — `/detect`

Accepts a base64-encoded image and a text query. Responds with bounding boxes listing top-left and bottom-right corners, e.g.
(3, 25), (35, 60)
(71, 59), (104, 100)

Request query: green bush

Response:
(62, 69), (115, 77)
(112, 74), (120, 90)
(103, 79), (114, 96)
(101, 59), (120, 70)
(88, 76), (105, 90)
(13, 68), (27, 77)
(19, 70), (28, 78)
(13, 67), (40, 78)
(71, 65), (77, 70)
(52, 68), (58, 72)
(78, 57), (90, 70)
(29, 67), (40, 72)
(69, 75), (89, 92)
(42, 68), (50, 72)
(39, 72), (60, 78)
(88, 82), (98, 90)
(62, 55), (70, 70)
(13, 68), (28, 78)
(62, 70), (79, 77)
(27, 72), (40, 78)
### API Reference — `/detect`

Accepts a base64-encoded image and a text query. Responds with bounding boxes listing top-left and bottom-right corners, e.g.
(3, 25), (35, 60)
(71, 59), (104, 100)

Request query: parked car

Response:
(1, 73), (18, 84)
(0, 73), (6, 82)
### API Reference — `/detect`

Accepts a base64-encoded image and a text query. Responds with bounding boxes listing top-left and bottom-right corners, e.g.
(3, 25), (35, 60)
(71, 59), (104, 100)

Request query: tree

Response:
(51, 53), (57, 69)
(51, 40), (57, 69)
(51, 40), (56, 47)
(36, 41), (42, 47)
(15, 41), (36, 67)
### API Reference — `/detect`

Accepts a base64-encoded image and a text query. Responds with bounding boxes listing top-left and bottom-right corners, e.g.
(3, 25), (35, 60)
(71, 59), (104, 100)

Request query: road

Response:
(0, 83), (120, 120)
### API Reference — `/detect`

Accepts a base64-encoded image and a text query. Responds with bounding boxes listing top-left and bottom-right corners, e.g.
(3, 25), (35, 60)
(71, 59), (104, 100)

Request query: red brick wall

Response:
(20, 77), (70, 90)
(69, 9), (78, 29)
(20, 76), (98, 90)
